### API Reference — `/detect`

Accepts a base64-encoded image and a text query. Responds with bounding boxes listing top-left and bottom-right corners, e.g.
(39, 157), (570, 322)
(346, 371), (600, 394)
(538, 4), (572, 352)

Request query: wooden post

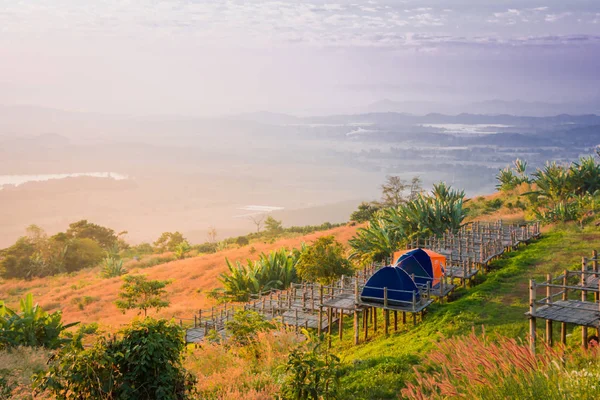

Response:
(546, 274), (553, 346)
(594, 250), (599, 302)
(363, 308), (369, 341)
(529, 279), (537, 354)
(383, 287), (389, 335)
(318, 286), (324, 335)
(373, 307), (378, 332)
(394, 310), (398, 331)
(402, 311), (406, 325)
(354, 309), (359, 345)
(582, 259), (588, 349)
(561, 269), (568, 345)
(339, 309), (343, 340)
(327, 307), (333, 336)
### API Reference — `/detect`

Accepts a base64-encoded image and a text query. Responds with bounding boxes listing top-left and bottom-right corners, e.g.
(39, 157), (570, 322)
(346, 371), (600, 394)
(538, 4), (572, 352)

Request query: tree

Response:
(207, 226), (218, 243)
(296, 236), (353, 285)
(380, 175), (409, 208)
(115, 275), (171, 317)
(65, 220), (119, 250)
(265, 216), (283, 234)
(61, 238), (104, 273)
(408, 176), (423, 201)
(236, 236), (250, 247)
(350, 202), (381, 223)
(249, 214), (266, 233)
(225, 310), (275, 346)
(153, 231), (186, 252)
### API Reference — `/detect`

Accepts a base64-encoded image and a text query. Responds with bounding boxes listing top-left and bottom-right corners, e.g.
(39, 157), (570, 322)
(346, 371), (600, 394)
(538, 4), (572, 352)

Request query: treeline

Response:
(0, 221), (125, 279)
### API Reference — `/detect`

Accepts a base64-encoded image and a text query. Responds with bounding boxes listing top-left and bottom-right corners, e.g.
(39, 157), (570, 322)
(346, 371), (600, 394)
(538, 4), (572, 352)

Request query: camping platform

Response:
(322, 293), (359, 311)
(429, 283), (456, 298)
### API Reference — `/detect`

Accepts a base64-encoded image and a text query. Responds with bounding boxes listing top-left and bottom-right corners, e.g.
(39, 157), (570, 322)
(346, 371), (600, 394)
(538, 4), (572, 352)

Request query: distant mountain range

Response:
(366, 98), (600, 117)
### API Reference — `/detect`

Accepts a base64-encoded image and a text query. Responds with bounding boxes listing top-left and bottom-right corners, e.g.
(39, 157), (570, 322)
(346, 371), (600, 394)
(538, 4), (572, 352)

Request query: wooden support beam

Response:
(373, 307), (378, 332)
(394, 310), (398, 331)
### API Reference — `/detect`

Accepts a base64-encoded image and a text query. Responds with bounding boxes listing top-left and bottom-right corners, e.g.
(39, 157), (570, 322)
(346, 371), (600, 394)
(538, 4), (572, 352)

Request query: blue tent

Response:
(395, 248), (435, 288)
(360, 266), (420, 305)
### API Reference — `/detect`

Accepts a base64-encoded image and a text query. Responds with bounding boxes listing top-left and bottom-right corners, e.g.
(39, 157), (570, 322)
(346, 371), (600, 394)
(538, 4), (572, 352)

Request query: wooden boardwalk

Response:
(528, 253), (600, 351)
(184, 220), (540, 344)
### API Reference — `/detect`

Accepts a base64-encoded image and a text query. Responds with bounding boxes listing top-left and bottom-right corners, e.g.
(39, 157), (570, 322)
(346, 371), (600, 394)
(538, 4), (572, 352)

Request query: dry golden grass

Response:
(0, 224), (360, 330)
(186, 329), (299, 399)
(0, 346), (50, 399)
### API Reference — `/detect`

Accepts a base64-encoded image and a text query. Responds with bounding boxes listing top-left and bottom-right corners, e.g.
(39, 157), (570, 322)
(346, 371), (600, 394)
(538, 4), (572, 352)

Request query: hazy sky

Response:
(1, 1), (599, 115)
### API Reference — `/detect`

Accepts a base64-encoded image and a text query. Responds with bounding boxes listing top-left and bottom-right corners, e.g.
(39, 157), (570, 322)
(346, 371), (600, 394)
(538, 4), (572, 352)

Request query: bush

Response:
(36, 318), (196, 399)
(225, 310), (275, 346)
(0, 294), (78, 350)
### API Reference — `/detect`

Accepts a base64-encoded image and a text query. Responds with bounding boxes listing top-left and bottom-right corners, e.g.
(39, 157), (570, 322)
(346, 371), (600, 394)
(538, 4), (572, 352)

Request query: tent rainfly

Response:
(360, 266), (420, 306)
(393, 248), (445, 288)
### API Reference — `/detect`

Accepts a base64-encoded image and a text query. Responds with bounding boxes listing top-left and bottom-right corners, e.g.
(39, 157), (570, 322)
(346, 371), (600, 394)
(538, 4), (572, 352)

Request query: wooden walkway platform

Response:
(528, 300), (600, 327)
(182, 220), (540, 344)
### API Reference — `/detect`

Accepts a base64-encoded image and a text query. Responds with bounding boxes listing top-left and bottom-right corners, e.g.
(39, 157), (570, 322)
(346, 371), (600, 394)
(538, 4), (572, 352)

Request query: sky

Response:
(1, 0), (599, 116)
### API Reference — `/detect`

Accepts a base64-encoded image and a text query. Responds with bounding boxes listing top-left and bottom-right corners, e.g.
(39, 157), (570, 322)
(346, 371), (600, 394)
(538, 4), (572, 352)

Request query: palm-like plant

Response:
(101, 256), (127, 278)
(349, 182), (466, 265)
(0, 294), (78, 349)
(218, 248), (301, 301)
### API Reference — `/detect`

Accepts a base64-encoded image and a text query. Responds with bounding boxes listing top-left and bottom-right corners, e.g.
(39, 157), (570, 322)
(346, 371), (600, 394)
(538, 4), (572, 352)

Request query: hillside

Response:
(0, 224), (360, 328)
(332, 224), (600, 399)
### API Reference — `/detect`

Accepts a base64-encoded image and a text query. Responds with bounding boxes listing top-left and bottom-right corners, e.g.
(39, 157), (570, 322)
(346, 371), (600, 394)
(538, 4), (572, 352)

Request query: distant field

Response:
(0, 224), (360, 329)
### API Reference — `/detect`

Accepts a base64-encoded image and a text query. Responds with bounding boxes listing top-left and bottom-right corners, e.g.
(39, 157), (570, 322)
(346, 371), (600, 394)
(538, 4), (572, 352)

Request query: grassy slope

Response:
(331, 224), (600, 399)
(0, 224), (360, 329)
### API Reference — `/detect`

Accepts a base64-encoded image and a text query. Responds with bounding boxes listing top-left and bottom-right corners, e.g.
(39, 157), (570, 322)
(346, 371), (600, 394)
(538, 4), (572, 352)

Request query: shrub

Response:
(36, 318), (196, 399)
(350, 202), (381, 223)
(296, 236), (353, 285)
(280, 331), (342, 400)
(225, 310), (275, 346)
(0, 294), (78, 350)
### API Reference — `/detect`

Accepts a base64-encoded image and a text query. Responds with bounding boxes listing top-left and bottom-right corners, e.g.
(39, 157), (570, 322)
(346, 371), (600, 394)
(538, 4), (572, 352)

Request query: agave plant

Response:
(0, 293), (78, 349)
(218, 248), (301, 301)
(101, 256), (127, 278)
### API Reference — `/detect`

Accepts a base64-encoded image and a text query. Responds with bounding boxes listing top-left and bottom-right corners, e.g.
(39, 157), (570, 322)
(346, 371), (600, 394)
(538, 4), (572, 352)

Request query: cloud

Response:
(545, 12), (572, 22)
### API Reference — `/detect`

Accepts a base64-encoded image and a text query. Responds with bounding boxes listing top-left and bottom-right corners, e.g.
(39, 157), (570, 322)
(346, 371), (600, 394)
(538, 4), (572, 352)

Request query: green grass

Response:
(330, 224), (600, 399)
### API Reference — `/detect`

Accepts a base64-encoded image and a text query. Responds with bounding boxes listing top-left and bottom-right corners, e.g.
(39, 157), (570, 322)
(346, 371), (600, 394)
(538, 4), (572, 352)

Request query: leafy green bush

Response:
(0, 294), (78, 349)
(280, 331), (342, 400)
(350, 202), (381, 223)
(296, 236), (353, 285)
(36, 318), (196, 399)
(225, 310), (275, 346)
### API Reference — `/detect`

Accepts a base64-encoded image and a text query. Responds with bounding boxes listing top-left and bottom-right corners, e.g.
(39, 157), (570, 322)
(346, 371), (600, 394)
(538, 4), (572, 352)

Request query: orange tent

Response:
(393, 248), (446, 286)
